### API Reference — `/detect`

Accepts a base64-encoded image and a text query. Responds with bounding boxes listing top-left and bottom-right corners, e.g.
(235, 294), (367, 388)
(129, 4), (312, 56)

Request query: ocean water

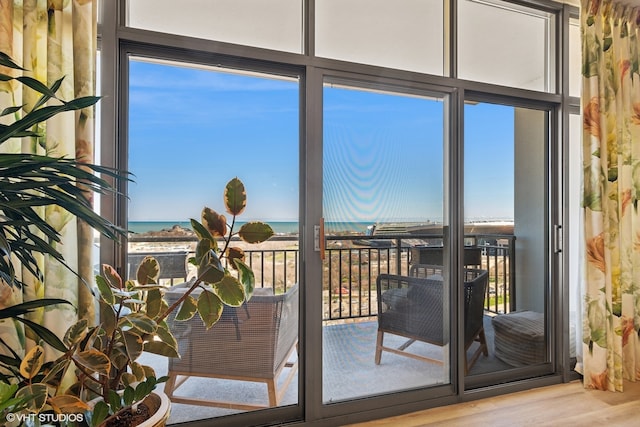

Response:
(127, 221), (370, 235)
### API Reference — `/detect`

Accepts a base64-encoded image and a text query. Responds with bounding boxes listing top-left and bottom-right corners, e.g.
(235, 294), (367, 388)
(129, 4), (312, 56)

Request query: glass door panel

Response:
(464, 101), (551, 382)
(322, 82), (449, 402)
(127, 57), (300, 423)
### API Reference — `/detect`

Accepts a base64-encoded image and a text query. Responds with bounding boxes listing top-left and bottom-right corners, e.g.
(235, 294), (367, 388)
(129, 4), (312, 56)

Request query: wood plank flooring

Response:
(346, 380), (640, 426)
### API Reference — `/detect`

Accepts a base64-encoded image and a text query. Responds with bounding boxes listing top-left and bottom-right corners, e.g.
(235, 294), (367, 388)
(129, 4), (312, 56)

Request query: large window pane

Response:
(127, 0), (303, 53)
(128, 57), (300, 422)
(458, 0), (555, 92)
(464, 101), (551, 386)
(322, 83), (449, 402)
(315, 0), (444, 75)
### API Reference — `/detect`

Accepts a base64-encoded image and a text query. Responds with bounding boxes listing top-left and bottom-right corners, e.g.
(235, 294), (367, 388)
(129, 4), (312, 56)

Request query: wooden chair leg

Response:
(465, 327), (489, 374)
(267, 379), (277, 406)
(375, 330), (384, 365)
(479, 328), (488, 356)
(164, 373), (176, 398)
(464, 354), (469, 375)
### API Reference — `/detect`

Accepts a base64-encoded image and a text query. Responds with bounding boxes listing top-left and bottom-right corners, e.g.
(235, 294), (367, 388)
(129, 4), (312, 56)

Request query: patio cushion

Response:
(492, 310), (544, 367)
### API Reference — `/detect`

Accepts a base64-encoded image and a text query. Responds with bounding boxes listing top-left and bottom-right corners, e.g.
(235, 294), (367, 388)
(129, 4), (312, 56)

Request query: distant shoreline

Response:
(127, 221), (371, 235)
(127, 220), (515, 237)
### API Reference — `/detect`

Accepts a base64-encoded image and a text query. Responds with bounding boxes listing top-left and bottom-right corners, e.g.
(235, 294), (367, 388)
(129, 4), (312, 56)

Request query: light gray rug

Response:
(139, 317), (509, 424)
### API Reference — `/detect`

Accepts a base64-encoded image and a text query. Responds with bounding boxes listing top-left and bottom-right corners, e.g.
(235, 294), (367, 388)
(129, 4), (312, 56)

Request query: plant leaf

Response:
(63, 319), (89, 347)
(72, 349), (111, 375)
(190, 219), (216, 247)
(123, 331), (144, 362)
(130, 361), (146, 381)
(134, 378), (156, 402)
(0, 298), (70, 319)
(146, 288), (163, 318)
(49, 394), (90, 414)
(143, 340), (179, 358)
(197, 290), (224, 329)
(213, 275), (245, 307)
(202, 207), (227, 237)
(175, 295), (198, 321)
(136, 256), (160, 285)
(126, 313), (157, 334)
(19, 345), (44, 379)
(41, 358), (71, 387)
(141, 364), (156, 379)
(0, 382), (18, 403)
(0, 51), (25, 70)
(101, 264), (123, 290)
(121, 372), (138, 387)
(108, 389), (122, 412)
(99, 300), (117, 336)
(15, 317), (69, 353)
(91, 400), (109, 427)
(238, 221), (274, 243)
(224, 177), (246, 216)
(124, 385), (135, 406)
(234, 259), (256, 299)
(95, 275), (115, 304)
(15, 383), (48, 412)
(226, 247), (245, 271)
(197, 251), (225, 285)
(155, 323), (178, 350)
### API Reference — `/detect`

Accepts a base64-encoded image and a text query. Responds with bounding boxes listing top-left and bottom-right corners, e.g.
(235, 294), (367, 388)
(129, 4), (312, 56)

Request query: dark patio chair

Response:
(164, 282), (299, 410)
(375, 265), (488, 373)
(128, 251), (189, 285)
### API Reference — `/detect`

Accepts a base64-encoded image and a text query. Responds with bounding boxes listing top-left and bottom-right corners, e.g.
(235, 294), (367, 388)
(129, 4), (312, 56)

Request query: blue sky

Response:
(128, 60), (299, 222)
(128, 60), (514, 224)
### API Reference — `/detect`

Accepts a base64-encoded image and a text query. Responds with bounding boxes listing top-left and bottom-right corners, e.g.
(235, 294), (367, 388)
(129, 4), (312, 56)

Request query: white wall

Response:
(514, 107), (546, 312)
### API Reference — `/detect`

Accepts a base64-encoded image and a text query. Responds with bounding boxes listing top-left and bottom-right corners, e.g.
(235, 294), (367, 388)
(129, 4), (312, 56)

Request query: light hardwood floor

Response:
(346, 380), (640, 426)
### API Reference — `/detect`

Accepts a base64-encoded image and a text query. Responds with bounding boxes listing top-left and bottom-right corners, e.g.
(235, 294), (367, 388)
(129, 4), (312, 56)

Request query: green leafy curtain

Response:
(581, 0), (640, 391)
(0, 0), (97, 357)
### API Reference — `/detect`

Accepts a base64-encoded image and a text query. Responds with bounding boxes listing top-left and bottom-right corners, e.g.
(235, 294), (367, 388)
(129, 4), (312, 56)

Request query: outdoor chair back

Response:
(164, 281), (299, 409)
(375, 265), (488, 373)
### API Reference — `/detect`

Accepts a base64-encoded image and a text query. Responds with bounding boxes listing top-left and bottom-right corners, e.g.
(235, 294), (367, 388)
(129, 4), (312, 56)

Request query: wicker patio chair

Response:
(375, 265), (488, 374)
(164, 282), (299, 410)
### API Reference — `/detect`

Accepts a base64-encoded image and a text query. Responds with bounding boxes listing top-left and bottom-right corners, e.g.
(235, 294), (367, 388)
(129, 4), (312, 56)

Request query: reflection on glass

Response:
(127, 58), (300, 422)
(322, 84), (449, 403)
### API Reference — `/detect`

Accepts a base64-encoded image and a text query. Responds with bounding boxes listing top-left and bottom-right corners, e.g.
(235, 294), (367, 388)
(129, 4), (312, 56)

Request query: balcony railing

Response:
(127, 233), (514, 321)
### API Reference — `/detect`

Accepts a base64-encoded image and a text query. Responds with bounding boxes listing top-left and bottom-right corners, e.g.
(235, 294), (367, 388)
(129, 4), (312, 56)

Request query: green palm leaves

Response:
(0, 52), (126, 288)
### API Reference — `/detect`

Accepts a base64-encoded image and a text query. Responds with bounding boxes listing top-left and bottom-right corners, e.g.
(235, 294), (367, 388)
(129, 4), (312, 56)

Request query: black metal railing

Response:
(127, 233), (514, 321)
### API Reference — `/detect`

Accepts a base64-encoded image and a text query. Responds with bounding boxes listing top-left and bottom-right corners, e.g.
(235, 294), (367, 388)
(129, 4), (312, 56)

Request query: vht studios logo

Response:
(6, 412), (85, 424)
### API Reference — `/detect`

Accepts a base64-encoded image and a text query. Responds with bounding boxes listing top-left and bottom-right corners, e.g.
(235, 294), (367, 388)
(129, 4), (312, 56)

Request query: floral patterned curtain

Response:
(582, 0), (640, 391)
(0, 0), (97, 357)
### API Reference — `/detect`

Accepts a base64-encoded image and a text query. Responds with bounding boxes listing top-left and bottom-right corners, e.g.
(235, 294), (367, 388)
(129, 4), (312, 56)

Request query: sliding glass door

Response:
(321, 80), (451, 402)
(127, 56), (300, 423)
(464, 100), (554, 386)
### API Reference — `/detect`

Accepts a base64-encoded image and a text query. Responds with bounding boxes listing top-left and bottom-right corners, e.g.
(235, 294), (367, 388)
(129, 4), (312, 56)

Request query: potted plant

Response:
(75, 177), (273, 426)
(0, 50), (273, 426)
(0, 50), (127, 425)
(0, 178), (272, 427)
